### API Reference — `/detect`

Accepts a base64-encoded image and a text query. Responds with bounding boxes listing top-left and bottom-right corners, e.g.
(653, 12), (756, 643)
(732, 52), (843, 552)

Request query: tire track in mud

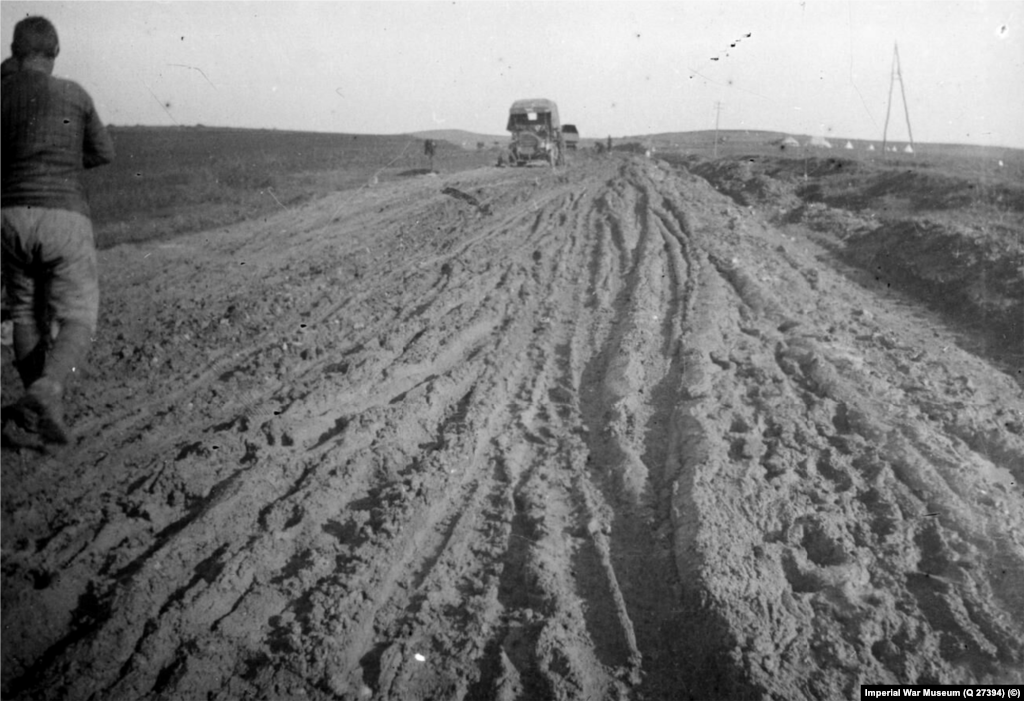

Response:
(3, 155), (1023, 700)
(5, 161), (703, 700)
(654, 167), (1024, 695)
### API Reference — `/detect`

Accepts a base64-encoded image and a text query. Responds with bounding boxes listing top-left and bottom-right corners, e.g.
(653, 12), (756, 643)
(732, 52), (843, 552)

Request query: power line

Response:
(882, 42), (915, 154)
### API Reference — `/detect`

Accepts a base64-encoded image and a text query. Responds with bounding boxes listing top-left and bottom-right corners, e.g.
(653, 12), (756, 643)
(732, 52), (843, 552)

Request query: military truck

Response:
(561, 124), (580, 150)
(504, 98), (565, 167)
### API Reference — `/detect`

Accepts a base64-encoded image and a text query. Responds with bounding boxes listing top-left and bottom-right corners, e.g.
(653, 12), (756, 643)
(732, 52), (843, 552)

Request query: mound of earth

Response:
(3, 152), (1022, 700)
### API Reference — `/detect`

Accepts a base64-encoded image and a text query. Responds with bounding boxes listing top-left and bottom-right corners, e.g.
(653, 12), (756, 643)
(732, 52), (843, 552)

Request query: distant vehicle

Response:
(504, 98), (565, 167)
(561, 124), (580, 150)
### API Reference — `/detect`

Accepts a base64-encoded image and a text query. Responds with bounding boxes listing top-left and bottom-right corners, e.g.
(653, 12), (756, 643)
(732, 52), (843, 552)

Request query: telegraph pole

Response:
(882, 43), (915, 155)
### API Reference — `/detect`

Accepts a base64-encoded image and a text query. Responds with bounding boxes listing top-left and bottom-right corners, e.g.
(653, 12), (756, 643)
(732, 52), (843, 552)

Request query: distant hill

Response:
(408, 129), (507, 149)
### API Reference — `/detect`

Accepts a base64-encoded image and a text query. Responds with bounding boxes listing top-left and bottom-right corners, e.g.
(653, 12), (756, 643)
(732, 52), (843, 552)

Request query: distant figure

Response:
(606, 135), (613, 152)
(2, 16), (115, 444)
(424, 139), (436, 171)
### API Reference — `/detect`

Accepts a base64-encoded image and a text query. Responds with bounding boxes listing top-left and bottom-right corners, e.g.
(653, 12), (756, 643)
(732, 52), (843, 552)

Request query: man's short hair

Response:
(12, 16), (59, 60)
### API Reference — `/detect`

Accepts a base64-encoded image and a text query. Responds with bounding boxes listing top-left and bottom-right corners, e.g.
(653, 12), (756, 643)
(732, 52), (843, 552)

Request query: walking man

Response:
(2, 16), (115, 444)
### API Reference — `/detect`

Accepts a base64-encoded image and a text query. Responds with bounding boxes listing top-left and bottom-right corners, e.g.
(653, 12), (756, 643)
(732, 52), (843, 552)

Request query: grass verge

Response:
(85, 126), (499, 250)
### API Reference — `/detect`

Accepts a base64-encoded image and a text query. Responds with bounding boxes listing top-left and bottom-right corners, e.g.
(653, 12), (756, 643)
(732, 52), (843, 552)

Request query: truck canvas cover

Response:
(507, 99), (560, 132)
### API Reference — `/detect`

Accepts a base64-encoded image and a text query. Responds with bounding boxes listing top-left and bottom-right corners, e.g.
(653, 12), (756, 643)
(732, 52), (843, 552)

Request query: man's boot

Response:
(17, 320), (92, 445)
(18, 376), (70, 444)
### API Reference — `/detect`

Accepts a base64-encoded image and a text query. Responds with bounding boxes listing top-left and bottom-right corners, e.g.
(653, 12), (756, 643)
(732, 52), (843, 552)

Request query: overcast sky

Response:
(2, 1), (1022, 148)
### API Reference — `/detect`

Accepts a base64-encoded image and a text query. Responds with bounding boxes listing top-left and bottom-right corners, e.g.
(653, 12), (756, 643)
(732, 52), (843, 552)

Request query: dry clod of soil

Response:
(3, 153), (1023, 700)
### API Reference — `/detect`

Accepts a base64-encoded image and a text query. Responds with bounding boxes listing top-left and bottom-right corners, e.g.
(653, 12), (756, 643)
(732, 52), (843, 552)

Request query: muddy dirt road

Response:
(3, 154), (1022, 700)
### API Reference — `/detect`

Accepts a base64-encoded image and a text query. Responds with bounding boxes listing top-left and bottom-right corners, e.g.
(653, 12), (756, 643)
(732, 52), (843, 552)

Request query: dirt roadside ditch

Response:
(3, 152), (1022, 700)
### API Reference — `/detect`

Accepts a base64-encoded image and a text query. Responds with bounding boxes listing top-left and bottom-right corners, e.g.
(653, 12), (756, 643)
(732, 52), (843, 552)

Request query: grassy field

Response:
(84, 126), (499, 250)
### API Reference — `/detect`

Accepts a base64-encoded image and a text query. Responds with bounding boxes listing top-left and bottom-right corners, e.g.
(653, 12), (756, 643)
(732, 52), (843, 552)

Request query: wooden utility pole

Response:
(882, 43), (915, 155)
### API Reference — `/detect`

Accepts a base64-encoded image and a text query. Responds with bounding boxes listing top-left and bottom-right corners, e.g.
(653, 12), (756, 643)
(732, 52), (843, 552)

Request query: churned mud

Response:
(3, 152), (1022, 700)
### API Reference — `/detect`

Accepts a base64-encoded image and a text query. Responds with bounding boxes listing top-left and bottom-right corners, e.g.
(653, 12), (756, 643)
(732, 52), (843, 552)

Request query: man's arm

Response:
(82, 98), (115, 169)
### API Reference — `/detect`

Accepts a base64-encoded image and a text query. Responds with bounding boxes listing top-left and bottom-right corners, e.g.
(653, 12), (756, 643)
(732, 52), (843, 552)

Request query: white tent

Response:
(903, 144), (914, 153)
(867, 144), (876, 151)
(779, 136), (801, 150)
(806, 135), (832, 148)
(845, 141), (854, 149)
